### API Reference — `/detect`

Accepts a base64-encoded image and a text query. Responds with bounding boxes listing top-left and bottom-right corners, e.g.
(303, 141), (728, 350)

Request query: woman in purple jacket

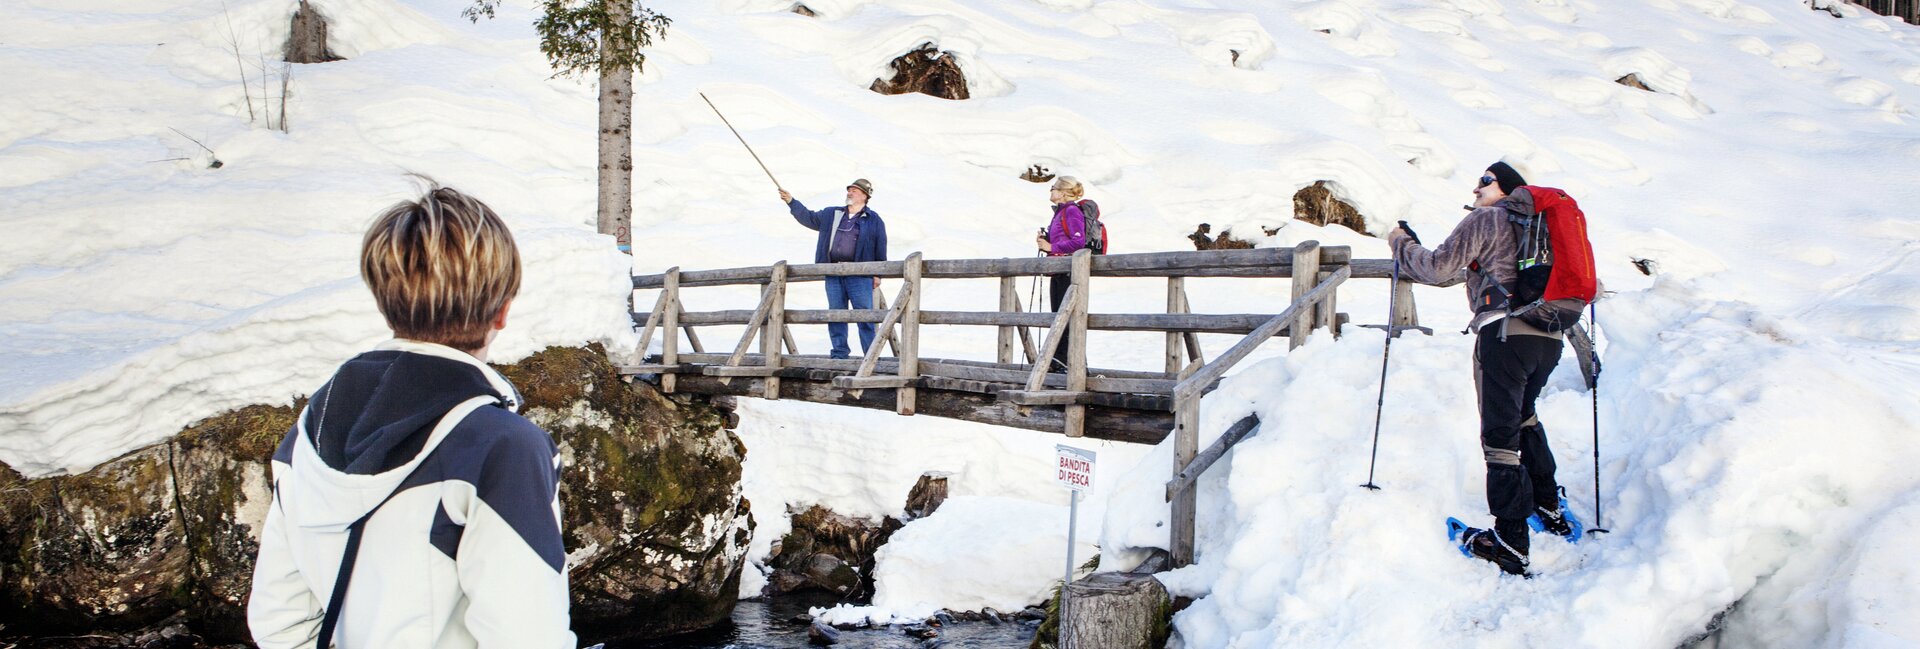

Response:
(1035, 176), (1089, 372)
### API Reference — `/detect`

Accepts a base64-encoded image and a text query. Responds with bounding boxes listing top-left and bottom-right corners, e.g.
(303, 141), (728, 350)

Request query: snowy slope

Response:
(4, 0), (1920, 647)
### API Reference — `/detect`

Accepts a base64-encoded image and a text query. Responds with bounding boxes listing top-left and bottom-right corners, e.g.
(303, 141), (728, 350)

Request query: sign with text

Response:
(1055, 445), (1096, 493)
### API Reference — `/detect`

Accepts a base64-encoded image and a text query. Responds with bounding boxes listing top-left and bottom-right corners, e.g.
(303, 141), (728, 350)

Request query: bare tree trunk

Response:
(598, 1), (635, 252)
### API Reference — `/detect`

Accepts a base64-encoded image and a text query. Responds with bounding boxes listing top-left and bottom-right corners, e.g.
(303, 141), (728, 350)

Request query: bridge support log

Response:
(1169, 391), (1199, 568)
(999, 276), (1017, 365)
(1290, 241), (1322, 350)
(662, 268), (681, 393)
(1066, 249), (1091, 438)
(898, 252), (923, 415)
(1060, 572), (1170, 649)
(763, 261), (787, 400)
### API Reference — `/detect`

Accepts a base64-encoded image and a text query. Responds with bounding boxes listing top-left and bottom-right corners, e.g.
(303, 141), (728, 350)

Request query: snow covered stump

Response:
(1060, 572), (1171, 649)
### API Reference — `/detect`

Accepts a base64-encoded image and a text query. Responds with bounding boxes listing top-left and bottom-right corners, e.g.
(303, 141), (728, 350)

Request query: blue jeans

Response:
(824, 276), (876, 359)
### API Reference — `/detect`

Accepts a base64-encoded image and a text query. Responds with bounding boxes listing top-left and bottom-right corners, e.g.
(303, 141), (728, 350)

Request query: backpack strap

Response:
(310, 394), (501, 648)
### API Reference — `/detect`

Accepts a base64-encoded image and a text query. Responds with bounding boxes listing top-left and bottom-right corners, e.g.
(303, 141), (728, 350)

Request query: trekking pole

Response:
(1362, 221), (1419, 491)
(1587, 300), (1610, 536)
(698, 92), (784, 192)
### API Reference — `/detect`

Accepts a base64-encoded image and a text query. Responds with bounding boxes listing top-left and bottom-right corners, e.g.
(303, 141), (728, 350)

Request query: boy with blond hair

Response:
(248, 184), (574, 648)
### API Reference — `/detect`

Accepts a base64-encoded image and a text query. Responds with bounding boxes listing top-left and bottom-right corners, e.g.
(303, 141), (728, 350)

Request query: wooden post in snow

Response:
(661, 267), (680, 393)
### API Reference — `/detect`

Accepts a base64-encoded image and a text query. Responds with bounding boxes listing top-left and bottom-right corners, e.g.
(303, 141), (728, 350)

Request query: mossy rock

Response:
(0, 402), (288, 642)
(499, 344), (754, 642)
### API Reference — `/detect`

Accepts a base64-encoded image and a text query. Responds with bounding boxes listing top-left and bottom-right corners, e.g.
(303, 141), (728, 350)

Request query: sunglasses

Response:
(1477, 175), (1497, 188)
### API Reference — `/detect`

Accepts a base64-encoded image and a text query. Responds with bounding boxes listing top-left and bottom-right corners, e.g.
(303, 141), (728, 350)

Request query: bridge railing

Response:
(630, 242), (1420, 568)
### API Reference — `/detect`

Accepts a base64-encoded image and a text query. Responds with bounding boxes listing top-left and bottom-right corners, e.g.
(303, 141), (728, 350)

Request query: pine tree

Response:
(467, 1), (670, 252)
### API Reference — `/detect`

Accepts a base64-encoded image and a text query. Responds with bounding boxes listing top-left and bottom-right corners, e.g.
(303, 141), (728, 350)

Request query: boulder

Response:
(1292, 181), (1368, 234)
(870, 44), (970, 100)
(1187, 223), (1259, 250)
(0, 401), (291, 642)
(495, 345), (753, 641)
(808, 619), (840, 645)
(764, 504), (902, 600)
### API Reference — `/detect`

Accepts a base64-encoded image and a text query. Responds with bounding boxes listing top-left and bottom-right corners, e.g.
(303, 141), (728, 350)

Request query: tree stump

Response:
(284, 0), (342, 63)
(903, 471), (950, 519)
(1060, 572), (1170, 649)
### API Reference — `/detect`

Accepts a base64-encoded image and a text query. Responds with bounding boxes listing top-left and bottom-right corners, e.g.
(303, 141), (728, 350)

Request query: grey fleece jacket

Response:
(1389, 193), (1562, 339)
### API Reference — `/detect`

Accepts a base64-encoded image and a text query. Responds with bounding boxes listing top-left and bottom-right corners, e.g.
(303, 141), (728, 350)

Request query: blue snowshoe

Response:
(1447, 517), (1529, 576)
(1527, 486), (1585, 543)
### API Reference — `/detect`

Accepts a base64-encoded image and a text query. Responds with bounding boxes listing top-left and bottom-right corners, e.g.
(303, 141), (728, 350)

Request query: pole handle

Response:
(1397, 220), (1422, 245)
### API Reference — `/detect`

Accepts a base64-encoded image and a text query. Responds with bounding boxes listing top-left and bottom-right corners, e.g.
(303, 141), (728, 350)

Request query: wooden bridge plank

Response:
(668, 375), (1173, 444)
(833, 375), (917, 389)
(703, 366), (783, 377)
(997, 390), (1092, 406)
(919, 375), (1015, 395)
(616, 363), (699, 374)
(667, 353), (1210, 395)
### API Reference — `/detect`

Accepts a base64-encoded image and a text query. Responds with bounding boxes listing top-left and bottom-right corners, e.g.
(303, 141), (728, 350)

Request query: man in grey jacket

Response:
(1389, 161), (1581, 576)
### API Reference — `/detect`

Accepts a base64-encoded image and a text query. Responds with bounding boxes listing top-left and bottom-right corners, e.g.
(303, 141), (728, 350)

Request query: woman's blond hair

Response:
(1052, 176), (1085, 201)
(360, 183), (521, 351)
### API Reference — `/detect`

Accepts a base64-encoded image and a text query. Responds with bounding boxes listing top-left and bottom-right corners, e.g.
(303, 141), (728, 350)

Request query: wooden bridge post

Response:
(897, 252), (923, 416)
(1165, 277), (1185, 375)
(1320, 265), (1341, 339)
(1289, 241), (1322, 350)
(662, 267), (681, 394)
(1178, 285), (1203, 366)
(1066, 249), (1091, 438)
(1391, 278), (1420, 335)
(999, 276), (1017, 365)
(762, 261), (788, 400)
(1170, 390), (1199, 567)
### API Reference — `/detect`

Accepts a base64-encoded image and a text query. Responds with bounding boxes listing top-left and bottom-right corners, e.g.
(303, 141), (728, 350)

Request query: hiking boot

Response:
(1461, 526), (1530, 576)
(1528, 487), (1585, 543)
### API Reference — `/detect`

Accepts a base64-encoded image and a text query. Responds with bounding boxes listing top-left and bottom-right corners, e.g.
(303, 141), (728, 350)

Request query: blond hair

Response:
(1051, 176), (1085, 200)
(360, 183), (521, 351)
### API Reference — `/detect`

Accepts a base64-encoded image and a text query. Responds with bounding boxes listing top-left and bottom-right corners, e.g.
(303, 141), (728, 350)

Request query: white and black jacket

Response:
(247, 340), (574, 648)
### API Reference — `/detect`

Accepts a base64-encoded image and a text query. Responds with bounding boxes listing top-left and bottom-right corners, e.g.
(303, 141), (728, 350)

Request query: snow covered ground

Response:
(4, 0), (1919, 647)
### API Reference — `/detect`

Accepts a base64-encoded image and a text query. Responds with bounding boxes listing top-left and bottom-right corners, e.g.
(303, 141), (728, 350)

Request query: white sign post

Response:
(1055, 444), (1096, 646)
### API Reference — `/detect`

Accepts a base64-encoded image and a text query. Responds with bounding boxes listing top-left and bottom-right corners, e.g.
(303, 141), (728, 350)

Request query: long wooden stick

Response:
(699, 92), (783, 191)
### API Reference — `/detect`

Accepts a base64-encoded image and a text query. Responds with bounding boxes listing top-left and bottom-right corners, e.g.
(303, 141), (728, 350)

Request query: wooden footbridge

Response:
(623, 242), (1418, 566)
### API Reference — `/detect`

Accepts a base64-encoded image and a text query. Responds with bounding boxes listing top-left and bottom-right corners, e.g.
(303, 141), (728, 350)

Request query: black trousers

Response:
(1049, 273), (1071, 371)
(1474, 326), (1564, 553)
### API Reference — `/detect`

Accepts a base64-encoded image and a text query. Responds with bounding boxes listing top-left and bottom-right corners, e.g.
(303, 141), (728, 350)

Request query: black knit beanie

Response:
(1486, 161), (1527, 195)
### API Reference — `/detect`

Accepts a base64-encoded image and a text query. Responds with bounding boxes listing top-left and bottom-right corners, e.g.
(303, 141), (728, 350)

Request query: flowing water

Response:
(614, 593), (1038, 649)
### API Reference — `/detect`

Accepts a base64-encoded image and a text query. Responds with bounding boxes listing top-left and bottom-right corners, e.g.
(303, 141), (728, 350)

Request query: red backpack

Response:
(1504, 186), (1597, 331)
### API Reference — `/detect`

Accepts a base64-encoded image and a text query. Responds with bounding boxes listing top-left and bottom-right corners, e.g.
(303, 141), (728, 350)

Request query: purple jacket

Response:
(1047, 202), (1088, 256)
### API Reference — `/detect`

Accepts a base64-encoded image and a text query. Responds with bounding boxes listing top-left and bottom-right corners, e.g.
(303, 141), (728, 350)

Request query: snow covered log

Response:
(1060, 571), (1171, 649)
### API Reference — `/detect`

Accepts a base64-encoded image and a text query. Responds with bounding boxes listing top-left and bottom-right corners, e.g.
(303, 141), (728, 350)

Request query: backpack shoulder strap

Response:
(312, 395), (501, 648)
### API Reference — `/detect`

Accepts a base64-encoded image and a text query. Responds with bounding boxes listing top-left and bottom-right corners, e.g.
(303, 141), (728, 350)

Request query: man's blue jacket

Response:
(789, 200), (888, 264)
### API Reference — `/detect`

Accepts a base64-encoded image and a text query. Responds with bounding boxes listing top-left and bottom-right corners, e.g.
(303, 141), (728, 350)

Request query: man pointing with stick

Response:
(700, 92), (890, 360)
(781, 182), (888, 359)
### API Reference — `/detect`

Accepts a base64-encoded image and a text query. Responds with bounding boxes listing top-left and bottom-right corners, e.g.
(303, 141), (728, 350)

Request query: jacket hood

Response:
(276, 339), (522, 530)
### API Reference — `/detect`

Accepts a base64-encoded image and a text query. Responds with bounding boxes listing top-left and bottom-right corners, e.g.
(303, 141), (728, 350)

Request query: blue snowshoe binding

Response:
(1527, 486), (1585, 543)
